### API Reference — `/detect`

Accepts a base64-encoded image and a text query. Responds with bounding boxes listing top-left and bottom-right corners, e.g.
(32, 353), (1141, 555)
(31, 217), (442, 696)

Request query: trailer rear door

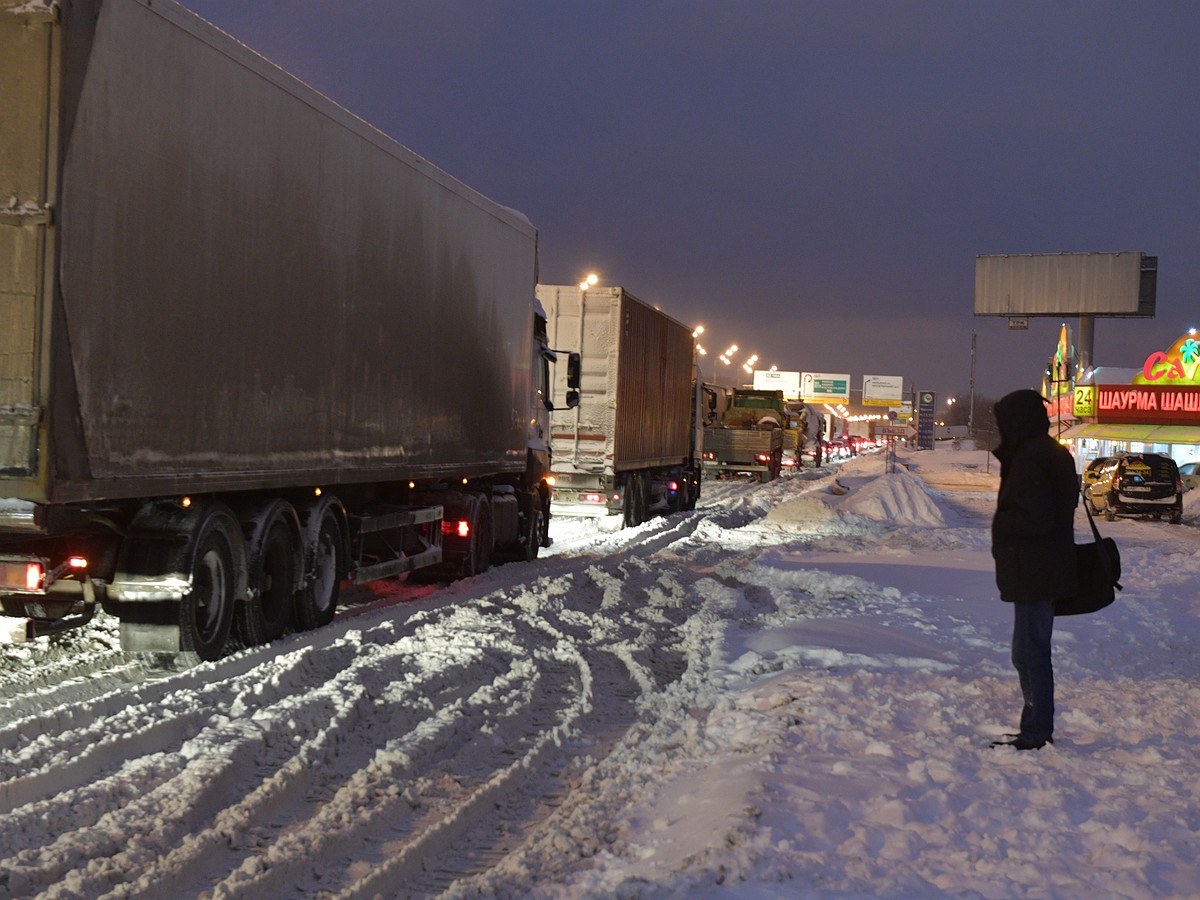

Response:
(0, 7), (56, 480)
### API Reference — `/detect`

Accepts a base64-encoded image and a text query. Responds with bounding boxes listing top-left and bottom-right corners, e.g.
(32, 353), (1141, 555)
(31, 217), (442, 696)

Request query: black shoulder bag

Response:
(1056, 494), (1123, 617)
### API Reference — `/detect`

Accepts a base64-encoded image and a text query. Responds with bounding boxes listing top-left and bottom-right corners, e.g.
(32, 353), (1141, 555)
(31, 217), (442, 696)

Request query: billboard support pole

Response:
(1078, 314), (1095, 378)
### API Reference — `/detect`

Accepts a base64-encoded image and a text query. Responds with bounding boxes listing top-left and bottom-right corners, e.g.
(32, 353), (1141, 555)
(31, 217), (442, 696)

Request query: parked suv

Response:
(1084, 453), (1183, 524)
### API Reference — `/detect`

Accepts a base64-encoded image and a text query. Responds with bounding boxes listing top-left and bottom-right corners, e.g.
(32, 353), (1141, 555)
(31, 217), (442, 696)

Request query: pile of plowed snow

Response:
(762, 468), (945, 530)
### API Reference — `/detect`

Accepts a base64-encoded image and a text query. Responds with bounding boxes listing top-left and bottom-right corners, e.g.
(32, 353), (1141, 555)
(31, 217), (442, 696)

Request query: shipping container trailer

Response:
(537, 284), (701, 527)
(0, 0), (574, 658)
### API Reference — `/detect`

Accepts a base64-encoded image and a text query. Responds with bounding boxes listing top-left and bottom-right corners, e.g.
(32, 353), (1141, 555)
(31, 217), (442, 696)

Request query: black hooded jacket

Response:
(991, 390), (1079, 602)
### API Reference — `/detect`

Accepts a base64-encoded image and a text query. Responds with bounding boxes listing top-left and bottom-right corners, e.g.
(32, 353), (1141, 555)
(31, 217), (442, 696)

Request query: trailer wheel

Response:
(463, 496), (494, 577)
(624, 473), (647, 527)
(295, 507), (343, 631)
(238, 517), (298, 646)
(669, 476), (686, 514)
(539, 488), (553, 547)
(523, 511), (547, 561)
(180, 512), (239, 661)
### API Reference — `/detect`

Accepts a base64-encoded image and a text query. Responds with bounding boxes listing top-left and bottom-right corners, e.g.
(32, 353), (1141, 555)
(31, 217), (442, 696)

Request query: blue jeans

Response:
(1011, 598), (1055, 741)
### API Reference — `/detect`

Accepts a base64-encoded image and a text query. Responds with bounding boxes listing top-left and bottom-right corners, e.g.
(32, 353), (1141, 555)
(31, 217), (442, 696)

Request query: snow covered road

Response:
(4, 447), (1200, 898)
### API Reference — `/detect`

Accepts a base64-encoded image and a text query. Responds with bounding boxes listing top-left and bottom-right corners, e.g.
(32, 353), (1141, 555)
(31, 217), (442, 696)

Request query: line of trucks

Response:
(0, 0), (798, 660)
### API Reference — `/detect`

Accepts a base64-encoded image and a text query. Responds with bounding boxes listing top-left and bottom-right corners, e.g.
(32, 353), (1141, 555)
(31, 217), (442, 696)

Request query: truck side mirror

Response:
(567, 352), (582, 390)
(566, 389), (580, 409)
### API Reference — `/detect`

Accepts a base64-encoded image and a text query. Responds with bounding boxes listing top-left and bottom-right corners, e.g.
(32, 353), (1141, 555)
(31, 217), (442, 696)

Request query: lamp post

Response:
(741, 354), (759, 383)
(569, 273), (599, 464)
(691, 325), (712, 386)
(718, 345), (738, 388)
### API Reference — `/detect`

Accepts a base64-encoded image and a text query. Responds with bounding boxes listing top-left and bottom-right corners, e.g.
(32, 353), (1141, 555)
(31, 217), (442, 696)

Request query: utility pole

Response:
(968, 330), (976, 434)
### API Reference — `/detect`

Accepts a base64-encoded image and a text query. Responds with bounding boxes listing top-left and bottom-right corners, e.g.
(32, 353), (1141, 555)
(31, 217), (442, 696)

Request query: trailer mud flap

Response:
(117, 600), (184, 653)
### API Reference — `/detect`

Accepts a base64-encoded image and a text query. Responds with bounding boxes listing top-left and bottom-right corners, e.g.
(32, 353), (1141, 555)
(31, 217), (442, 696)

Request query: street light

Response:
(716, 345), (739, 388)
(578, 272), (599, 291)
(694, 341), (709, 382)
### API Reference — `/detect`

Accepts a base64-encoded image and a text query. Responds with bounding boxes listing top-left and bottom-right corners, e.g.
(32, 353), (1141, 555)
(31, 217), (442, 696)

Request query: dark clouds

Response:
(185, 0), (1200, 401)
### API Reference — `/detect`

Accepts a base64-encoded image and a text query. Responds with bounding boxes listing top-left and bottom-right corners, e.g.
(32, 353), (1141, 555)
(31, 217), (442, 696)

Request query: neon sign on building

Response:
(1137, 330), (1200, 385)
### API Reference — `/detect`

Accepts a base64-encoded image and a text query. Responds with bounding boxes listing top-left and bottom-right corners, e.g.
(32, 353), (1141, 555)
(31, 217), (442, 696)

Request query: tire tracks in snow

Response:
(0, 506), (742, 898)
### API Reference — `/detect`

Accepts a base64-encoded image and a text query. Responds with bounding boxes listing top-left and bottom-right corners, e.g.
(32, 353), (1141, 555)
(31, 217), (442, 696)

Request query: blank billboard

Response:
(974, 252), (1156, 317)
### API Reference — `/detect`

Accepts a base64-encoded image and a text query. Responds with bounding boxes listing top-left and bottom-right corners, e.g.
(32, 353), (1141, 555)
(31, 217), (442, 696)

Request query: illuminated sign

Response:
(800, 372), (850, 403)
(753, 369), (801, 399)
(1049, 323), (1072, 396)
(1072, 384), (1096, 417)
(862, 374), (904, 406)
(1093, 384), (1200, 425)
(917, 391), (935, 450)
(1136, 329), (1200, 385)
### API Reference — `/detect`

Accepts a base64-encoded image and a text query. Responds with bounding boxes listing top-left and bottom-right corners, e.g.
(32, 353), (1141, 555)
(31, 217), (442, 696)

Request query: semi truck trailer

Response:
(537, 284), (701, 528)
(0, 0), (577, 659)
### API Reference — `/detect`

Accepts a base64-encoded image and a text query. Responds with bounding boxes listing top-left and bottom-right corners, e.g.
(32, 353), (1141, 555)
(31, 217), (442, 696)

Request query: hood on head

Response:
(993, 389), (1050, 459)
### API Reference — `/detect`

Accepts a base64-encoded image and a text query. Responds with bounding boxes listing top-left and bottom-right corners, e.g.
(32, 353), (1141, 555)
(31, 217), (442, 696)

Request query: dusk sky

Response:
(183, 0), (1200, 405)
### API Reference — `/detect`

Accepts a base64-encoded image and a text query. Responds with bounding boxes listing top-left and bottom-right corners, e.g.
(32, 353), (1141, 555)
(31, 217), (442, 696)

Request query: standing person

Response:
(989, 389), (1078, 751)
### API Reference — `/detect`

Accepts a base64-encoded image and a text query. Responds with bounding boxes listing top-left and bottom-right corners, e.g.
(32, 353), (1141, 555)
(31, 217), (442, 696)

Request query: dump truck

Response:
(537, 284), (701, 528)
(701, 389), (787, 481)
(0, 0), (578, 659)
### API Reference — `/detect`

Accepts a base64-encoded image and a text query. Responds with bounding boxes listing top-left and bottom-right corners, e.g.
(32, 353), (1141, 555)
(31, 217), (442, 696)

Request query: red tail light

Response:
(669, 481), (679, 491)
(441, 520), (471, 538)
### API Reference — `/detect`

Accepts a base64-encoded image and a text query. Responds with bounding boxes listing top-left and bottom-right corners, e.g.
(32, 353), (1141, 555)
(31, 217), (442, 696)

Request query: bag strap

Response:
(1078, 484), (1104, 542)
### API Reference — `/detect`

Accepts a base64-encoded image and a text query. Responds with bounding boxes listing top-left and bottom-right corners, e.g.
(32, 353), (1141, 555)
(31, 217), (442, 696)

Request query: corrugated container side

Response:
(613, 294), (693, 469)
(539, 285), (694, 475)
(7, 0), (537, 503)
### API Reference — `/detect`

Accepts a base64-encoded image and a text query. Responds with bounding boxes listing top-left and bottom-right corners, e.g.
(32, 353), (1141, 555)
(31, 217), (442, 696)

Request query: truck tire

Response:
(623, 473), (645, 527)
(539, 487), (553, 547)
(295, 505), (344, 631)
(180, 509), (240, 661)
(671, 475), (688, 513)
(463, 497), (493, 577)
(522, 508), (543, 561)
(237, 508), (300, 646)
